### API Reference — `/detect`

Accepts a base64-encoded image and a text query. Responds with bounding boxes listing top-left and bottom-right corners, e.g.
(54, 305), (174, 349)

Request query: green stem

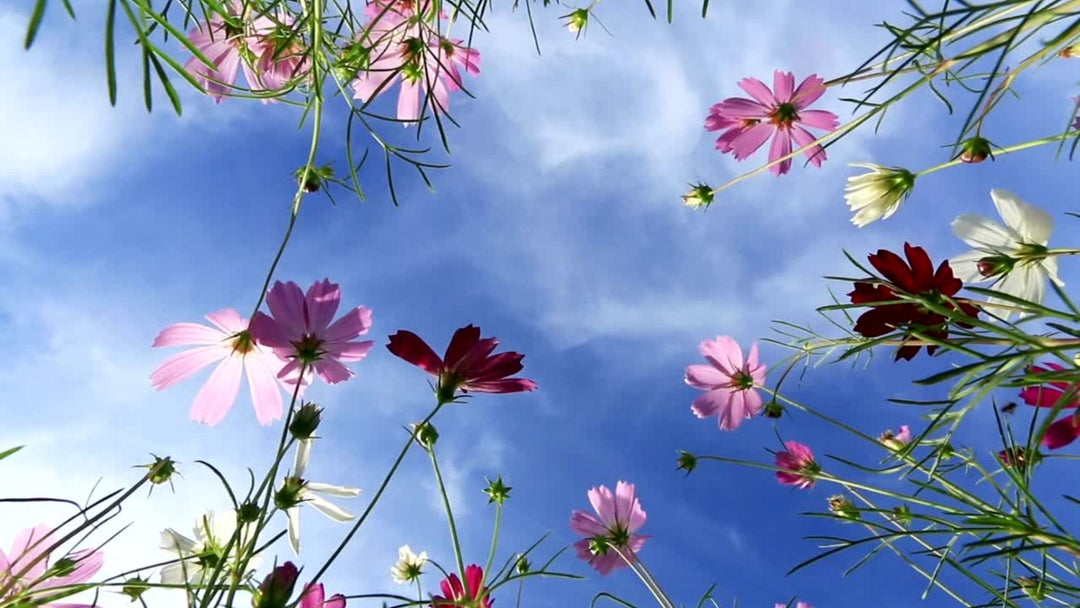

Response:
(483, 502), (503, 583)
(917, 131), (1078, 178)
(429, 447), (467, 578)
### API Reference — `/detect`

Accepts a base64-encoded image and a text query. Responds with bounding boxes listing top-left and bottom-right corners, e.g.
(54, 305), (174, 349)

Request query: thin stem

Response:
(429, 447), (467, 579)
(483, 502), (503, 583)
(917, 132), (1079, 178)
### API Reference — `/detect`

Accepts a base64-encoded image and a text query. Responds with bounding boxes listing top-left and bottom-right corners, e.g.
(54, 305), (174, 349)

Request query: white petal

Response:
(952, 213), (1017, 250)
(307, 481), (361, 497)
(160, 562), (200, 585)
(160, 529), (197, 554)
(288, 507), (301, 555)
(208, 510), (238, 547)
(294, 439), (312, 478)
(991, 189), (1054, 245)
(948, 250), (989, 284)
(1041, 257), (1064, 287)
(306, 494), (355, 522)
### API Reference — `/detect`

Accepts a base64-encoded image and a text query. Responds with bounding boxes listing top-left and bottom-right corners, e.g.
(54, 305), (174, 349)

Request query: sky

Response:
(2, 1), (1080, 607)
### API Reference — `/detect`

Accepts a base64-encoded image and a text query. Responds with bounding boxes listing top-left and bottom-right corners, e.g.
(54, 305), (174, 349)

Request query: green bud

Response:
(483, 476), (512, 505)
(237, 501), (262, 524)
(976, 254), (1015, 279)
(681, 183), (715, 209)
(515, 555), (530, 575)
(763, 401), (784, 419)
(676, 450), (697, 475)
(142, 455), (178, 485)
(958, 136), (993, 164)
(50, 557), (77, 578)
(891, 504), (913, 526)
(411, 422), (439, 450)
(564, 8), (589, 34)
(1018, 576), (1047, 601)
(122, 577), (151, 602)
(827, 495), (859, 522)
(289, 403), (323, 441)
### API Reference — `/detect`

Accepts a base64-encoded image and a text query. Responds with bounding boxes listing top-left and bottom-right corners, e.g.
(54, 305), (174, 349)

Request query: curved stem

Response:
(429, 447), (467, 578)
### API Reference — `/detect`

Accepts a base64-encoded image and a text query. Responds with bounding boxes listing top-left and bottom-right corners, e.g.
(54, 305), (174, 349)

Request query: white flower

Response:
(159, 510), (259, 584)
(286, 439), (360, 554)
(390, 545), (428, 584)
(950, 189), (1063, 317)
(844, 163), (916, 227)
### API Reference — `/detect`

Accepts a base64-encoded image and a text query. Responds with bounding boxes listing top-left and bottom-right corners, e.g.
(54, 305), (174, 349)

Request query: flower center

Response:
(770, 102), (798, 126)
(291, 334), (324, 363)
(732, 370), (755, 391)
(231, 330), (256, 356)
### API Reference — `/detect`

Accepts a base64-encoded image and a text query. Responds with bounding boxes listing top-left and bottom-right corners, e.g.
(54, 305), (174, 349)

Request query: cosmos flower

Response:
(430, 565), (492, 608)
(300, 582), (346, 608)
(849, 243), (979, 361)
(0, 525), (103, 608)
(280, 440), (360, 554)
(151, 308), (286, 426)
(569, 481), (648, 575)
(706, 71), (838, 175)
(160, 510), (258, 584)
(950, 189), (1063, 317)
(1020, 362), (1080, 449)
(386, 324), (537, 401)
(776, 440), (819, 490)
(252, 279), (375, 387)
(844, 163), (916, 227)
(685, 336), (767, 431)
(391, 545), (428, 584)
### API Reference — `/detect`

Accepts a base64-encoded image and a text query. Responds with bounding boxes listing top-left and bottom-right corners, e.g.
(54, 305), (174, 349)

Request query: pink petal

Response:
(397, 80), (422, 121)
(790, 125), (828, 168)
(245, 353), (284, 425)
(588, 485), (616, 527)
(746, 342), (760, 370)
(569, 511), (608, 537)
(718, 97), (771, 120)
(768, 129), (793, 175)
(324, 340), (375, 362)
(719, 389), (747, 430)
(736, 77), (777, 107)
(305, 279), (342, 334)
(324, 594), (346, 608)
(729, 123), (775, 161)
(322, 306), (373, 342)
(39, 549), (103, 588)
(615, 481), (646, 533)
(699, 336), (743, 376)
(7, 525), (52, 582)
(189, 355), (244, 426)
(266, 281), (308, 339)
(791, 74), (826, 108)
(796, 109), (839, 131)
(1043, 415), (1080, 449)
(691, 388), (731, 419)
(300, 583), (325, 608)
(251, 311), (292, 349)
(205, 308), (246, 334)
(685, 364), (728, 389)
(151, 346), (228, 390)
(313, 358), (355, 384)
(153, 322), (226, 348)
(772, 70), (795, 103)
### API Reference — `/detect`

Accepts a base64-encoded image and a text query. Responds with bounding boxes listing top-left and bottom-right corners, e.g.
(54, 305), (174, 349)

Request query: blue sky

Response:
(3, 1), (1080, 607)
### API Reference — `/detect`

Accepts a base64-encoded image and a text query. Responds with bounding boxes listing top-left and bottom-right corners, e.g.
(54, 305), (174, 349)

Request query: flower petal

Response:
(245, 353), (284, 425)
(991, 189), (1054, 245)
(386, 330), (443, 374)
(189, 355), (244, 426)
(153, 322), (226, 347)
(151, 346), (228, 390)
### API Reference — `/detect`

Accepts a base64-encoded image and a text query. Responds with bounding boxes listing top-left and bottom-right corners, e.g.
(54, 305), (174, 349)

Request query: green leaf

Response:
(0, 446), (23, 461)
(105, 0), (118, 105)
(24, 0), (47, 49)
(149, 52), (183, 116)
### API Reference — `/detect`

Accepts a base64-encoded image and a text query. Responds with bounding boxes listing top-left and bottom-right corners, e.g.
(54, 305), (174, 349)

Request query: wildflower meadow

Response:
(4, 0), (1080, 607)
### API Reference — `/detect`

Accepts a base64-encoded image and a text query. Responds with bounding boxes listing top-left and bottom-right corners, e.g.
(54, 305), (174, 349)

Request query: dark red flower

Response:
(430, 565), (492, 608)
(1019, 363), (1080, 449)
(848, 243), (979, 361)
(387, 325), (538, 402)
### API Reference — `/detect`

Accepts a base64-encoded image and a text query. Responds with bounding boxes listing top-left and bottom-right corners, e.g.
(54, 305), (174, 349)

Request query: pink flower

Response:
(350, 9), (480, 122)
(300, 583), (346, 608)
(569, 481), (648, 575)
(386, 325), (537, 400)
(1020, 363), (1079, 409)
(248, 14), (311, 93)
(430, 565), (491, 608)
(775, 440), (819, 489)
(879, 425), (912, 450)
(775, 603), (814, 608)
(707, 71), (838, 175)
(685, 336), (767, 431)
(0, 525), (104, 608)
(151, 309), (286, 426)
(252, 280), (375, 387)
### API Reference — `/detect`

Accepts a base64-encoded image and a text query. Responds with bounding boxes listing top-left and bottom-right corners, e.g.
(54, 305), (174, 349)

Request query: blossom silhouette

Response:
(386, 324), (537, 401)
(685, 336), (767, 430)
(776, 440), (818, 489)
(707, 70), (838, 175)
(430, 565), (492, 608)
(950, 189), (1063, 317)
(569, 481), (648, 575)
(253, 279), (375, 387)
(0, 525), (103, 608)
(849, 243), (979, 361)
(151, 308), (285, 426)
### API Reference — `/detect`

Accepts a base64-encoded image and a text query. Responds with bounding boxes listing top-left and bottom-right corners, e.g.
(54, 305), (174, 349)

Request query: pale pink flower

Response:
(151, 309), (286, 426)
(252, 279), (374, 387)
(685, 336), (767, 431)
(350, 10), (480, 122)
(879, 425), (912, 450)
(569, 481), (648, 575)
(707, 71), (838, 175)
(248, 14), (311, 93)
(776, 441), (819, 490)
(0, 525), (104, 608)
(300, 582), (346, 608)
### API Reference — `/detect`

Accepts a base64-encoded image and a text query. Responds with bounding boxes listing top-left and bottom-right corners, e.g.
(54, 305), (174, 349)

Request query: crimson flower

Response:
(848, 243), (979, 361)
(386, 325), (537, 402)
(430, 565), (492, 608)
(775, 440), (818, 490)
(1020, 362), (1080, 449)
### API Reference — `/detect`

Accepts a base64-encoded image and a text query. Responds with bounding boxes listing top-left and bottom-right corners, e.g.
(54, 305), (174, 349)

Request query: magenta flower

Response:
(775, 440), (819, 489)
(386, 325), (537, 401)
(685, 336), (767, 431)
(0, 525), (104, 608)
(1020, 363), (1080, 449)
(151, 309), (286, 426)
(569, 481), (648, 575)
(300, 583), (346, 608)
(252, 280), (374, 387)
(430, 565), (491, 608)
(350, 8), (480, 122)
(879, 425), (912, 450)
(707, 71), (838, 175)
(775, 603), (813, 608)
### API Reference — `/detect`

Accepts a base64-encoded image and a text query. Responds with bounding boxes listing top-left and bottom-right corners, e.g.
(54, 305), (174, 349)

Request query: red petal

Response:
(386, 330), (443, 374)
(868, 249), (916, 292)
(469, 351), (525, 381)
(849, 282), (896, 305)
(1042, 415), (1080, 449)
(903, 243), (935, 291)
(933, 260), (962, 295)
(444, 325), (481, 368)
(464, 378), (538, 394)
(453, 337), (500, 376)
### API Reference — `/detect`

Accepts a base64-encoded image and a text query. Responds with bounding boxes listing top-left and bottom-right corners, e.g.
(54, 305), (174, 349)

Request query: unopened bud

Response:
(958, 136), (993, 164)
(827, 495), (859, 521)
(483, 476), (512, 505)
(142, 455), (178, 485)
(122, 577), (150, 602)
(763, 401), (784, 419)
(681, 183), (715, 209)
(411, 422), (439, 450)
(976, 254), (1014, 278)
(515, 555), (530, 574)
(289, 403), (323, 440)
(237, 501), (262, 524)
(676, 450), (698, 475)
(891, 504), (913, 526)
(253, 562), (300, 608)
(564, 8), (589, 34)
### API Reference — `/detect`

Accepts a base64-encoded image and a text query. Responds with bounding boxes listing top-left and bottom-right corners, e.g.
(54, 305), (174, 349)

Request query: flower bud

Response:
(122, 577), (150, 602)
(275, 476), (306, 511)
(976, 254), (1014, 278)
(676, 450), (697, 475)
(483, 476), (512, 505)
(515, 555), (530, 574)
(998, 447), (1040, 473)
(891, 504), (912, 526)
(958, 136), (993, 163)
(1018, 576), (1047, 601)
(564, 8), (589, 34)
(845, 163), (916, 227)
(253, 562), (300, 608)
(1060, 43), (1080, 58)
(289, 403), (323, 441)
(827, 495), (859, 521)
(681, 183), (715, 209)
(237, 501), (262, 524)
(411, 422), (439, 450)
(141, 455), (178, 486)
(763, 401), (784, 419)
